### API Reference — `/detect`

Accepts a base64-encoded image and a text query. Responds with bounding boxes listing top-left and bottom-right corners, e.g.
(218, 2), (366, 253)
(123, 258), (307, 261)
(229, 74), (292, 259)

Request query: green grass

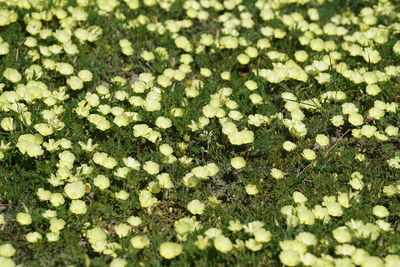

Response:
(0, 0), (400, 266)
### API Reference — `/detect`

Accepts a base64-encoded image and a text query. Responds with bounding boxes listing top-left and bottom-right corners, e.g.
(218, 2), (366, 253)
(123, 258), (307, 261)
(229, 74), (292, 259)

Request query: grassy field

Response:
(0, 0), (400, 266)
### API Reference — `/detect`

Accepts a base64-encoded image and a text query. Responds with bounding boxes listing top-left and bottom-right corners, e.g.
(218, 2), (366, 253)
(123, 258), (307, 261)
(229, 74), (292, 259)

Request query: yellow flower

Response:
(155, 116), (172, 129)
(297, 206), (315, 225)
(49, 193), (65, 208)
(130, 235), (150, 249)
(157, 75), (171, 88)
(127, 216), (142, 227)
(3, 68), (22, 83)
(115, 190), (129, 200)
(220, 71), (231, 80)
(214, 235), (233, 253)
(156, 173), (174, 189)
(315, 134), (329, 147)
(93, 175), (110, 190)
(257, 38), (271, 49)
(342, 103), (359, 114)
(91, 240), (107, 253)
(271, 168), (284, 179)
(360, 125), (377, 138)
(393, 40), (400, 54)
(34, 123), (54, 136)
(187, 199), (205, 215)
(174, 217), (201, 241)
(382, 185), (397, 197)
(245, 47), (258, 58)
(375, 220), (392, 232)
(114, 167), (130, 178)
(245, 184), (258, 195)
(0, 244), (15, 258)
(86, 226), (107, 244)
(147, 181), (160, 194)
(245, 80), (258, 91)
(331, 115), (344, 127)
(185, 86), (200, 98)
(230, 156), (246, 169)
(159, 242), (182, 259)
(0, 43), (9, 55)
(332, 227), (352, 243)
(208, 196), (222, 208)
(228, 219), (243, 233)
(110, 258), (127, 267)
(312, 205), (330, 222)
(362, 48), (381, 64)
(292, 191), (307, 204)
(300, 253), (317, 265)
(296, 232), (317, 246)
(282, 141), (297, 151)
(237, 53), (250, 65)
(361, 256), (384, 267)
(202, 105), (217, 118)
(119, 39), (132, 48)
(245, 238), (263, 251)
(141, 51), (154, 61)
(249, 93), (263, 105)
(194, 235), (210, 250)
(348, 113), (364, 126)
(56, 62), (74, 75)
(248, 114), (265, 126)
(200, 68), (212, 77)
(310, 38), (324, 51)
(368, 107), (385, 120)
(26, 232), (42, 243)
(69, 200), (87, 214)
(174, 35), (192, 52)
(190, 166), (208, 179)
(67, 76), (84, 90)
(385, 125), (399, 136)
(62, 43), (78, 56)
(92, 152), (117, 169)
(49, 218), (66, 232)
(384, 255), (400, 266)
(123, 157), (141, 170)
(294, 50), (308, 62)
(64, 181), (85, 199)
(372, 205), (389, 218)
(335, 244), (356, 256)
(228, 129), (254, 145)
(36, 188), (51, 201)
(183, 173), (200, 188)
(16, 212), (32, 225)
(325, 202), (343, 217)
(254, 228), (271, 243)
(0, 257), (15, 267)
(203, 228), (222, 239)
(143, 161), (159, 175)
(349, 177), (364, 190)
(279, 250), (300, 266)
(54, 29), (71, 43)
(159, 144), (173, 156)
(96, 85), (110, 97)
(0, 118), (15, 131)
(302, 149), (316, 161)
(337, 192), (351, 208)
(352, 129), (362, 139)
(95, 117), (111, 131)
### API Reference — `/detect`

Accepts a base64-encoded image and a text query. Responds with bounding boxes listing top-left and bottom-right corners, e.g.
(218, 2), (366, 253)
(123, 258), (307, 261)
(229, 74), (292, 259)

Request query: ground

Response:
(0, 0), (399, 266)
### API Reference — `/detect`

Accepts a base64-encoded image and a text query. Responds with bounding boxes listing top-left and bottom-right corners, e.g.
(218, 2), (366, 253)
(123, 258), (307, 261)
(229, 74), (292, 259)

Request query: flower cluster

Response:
(0, 0), (399, 265)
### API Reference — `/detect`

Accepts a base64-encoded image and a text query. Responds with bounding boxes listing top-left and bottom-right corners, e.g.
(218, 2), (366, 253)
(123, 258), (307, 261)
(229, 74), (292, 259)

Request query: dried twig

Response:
(324, 129), (351, 159)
